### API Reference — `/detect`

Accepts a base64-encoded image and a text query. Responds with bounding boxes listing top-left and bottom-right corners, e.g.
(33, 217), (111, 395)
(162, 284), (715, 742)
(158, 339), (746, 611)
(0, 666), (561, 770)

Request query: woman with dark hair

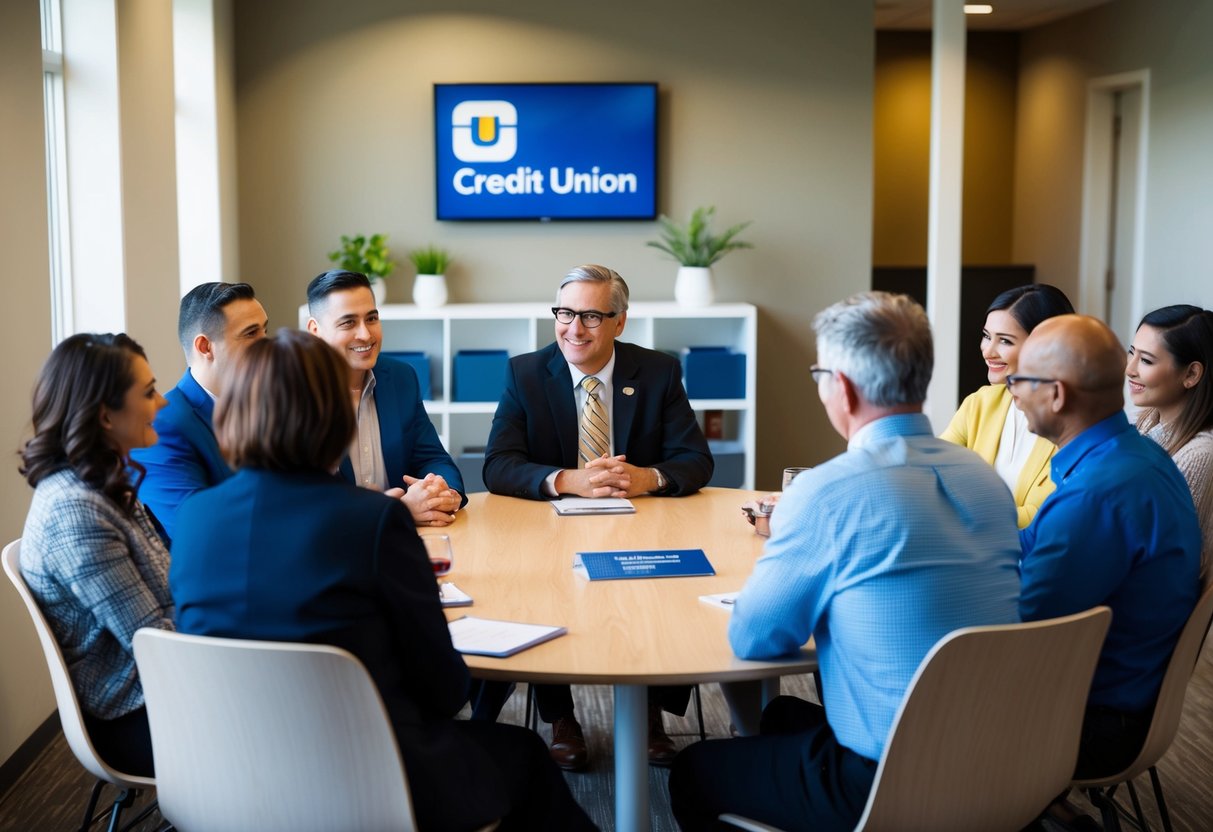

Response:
(19, 333), (173, 776)
(942, 284), (1075, 527)
(1128, 304), (1213, 581)
(170, 329), (595, 832)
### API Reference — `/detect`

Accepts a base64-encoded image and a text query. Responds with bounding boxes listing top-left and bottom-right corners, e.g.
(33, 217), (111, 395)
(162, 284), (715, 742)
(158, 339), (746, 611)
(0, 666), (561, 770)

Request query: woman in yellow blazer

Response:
(942, 284), (1074, 528)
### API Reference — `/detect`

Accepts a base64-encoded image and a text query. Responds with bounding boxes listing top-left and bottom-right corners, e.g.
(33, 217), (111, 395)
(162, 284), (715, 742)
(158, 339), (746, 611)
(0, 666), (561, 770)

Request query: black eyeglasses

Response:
(1005, 375), (1059, 392)
(809, 366), (835, 384)
(552, 307), (618, 328)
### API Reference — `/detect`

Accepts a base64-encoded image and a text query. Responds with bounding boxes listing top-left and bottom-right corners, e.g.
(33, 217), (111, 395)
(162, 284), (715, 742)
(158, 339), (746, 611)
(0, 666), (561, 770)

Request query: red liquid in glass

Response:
(430, 558), (452, 575)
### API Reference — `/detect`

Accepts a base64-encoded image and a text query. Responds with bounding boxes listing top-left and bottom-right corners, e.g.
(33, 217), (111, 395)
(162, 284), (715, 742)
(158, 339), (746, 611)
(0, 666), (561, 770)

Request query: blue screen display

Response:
(434, 83), (658, 221)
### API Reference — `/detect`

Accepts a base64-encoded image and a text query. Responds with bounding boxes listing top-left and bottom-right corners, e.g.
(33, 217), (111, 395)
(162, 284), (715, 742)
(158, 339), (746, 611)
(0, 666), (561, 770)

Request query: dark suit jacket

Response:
(130, 369), (232, 543)
(483, 340), (713, 499)
(339, 358), (467, 506)
(170, 468), (506, 828)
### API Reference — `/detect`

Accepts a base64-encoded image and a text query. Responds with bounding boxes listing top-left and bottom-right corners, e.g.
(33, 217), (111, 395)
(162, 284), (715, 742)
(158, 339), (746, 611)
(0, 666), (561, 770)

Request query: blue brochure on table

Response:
(573, 548), (715, 581)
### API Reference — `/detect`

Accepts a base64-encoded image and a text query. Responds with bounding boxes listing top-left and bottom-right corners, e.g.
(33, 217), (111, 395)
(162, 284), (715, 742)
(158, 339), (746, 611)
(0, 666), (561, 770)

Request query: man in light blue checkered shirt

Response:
(669, 292), (1022, 832)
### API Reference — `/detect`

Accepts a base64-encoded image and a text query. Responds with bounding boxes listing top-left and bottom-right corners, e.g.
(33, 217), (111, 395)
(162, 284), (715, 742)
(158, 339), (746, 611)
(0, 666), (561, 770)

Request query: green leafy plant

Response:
(647, 206), (754, 267)
(408, 245), (452, 275)
(327, 233), (395, 282)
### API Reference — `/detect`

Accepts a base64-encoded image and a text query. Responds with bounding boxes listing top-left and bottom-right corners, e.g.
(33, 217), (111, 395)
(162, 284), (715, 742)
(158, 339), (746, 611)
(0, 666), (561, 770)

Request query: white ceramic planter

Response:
(413, 273), (449, 308)
(674, 266), (715, 307)
(371, 278), (387, 308)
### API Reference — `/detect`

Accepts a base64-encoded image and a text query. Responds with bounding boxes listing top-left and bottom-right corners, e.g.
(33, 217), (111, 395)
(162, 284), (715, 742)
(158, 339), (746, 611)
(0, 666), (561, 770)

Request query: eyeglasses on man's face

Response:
(1004, 375), (1059, 392)
(809, 366), (835, 385)
(552, 307), (618, 328)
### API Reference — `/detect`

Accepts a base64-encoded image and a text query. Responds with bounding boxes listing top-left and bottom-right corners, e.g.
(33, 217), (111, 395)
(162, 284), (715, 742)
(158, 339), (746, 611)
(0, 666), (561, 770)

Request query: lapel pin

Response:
(622, 386), (635, 396)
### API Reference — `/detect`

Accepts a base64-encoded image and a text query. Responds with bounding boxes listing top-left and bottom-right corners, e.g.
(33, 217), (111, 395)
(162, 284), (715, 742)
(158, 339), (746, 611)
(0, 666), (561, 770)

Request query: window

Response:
(41, 0), (73, 342)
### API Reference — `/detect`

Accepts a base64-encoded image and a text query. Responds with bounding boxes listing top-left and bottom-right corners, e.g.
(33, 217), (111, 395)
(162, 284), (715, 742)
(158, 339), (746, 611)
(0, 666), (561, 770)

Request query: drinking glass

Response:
(422, 534), (453, 577)
(782, 467), (811, 490)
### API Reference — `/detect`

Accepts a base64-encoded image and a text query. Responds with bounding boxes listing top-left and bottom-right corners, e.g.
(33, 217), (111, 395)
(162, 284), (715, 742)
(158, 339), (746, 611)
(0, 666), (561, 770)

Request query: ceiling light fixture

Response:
(964, 4), (994, 13)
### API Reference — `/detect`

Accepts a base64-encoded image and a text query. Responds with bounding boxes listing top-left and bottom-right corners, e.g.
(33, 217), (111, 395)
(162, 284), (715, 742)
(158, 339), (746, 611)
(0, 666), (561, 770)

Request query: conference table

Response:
(441, 488), (817, 832)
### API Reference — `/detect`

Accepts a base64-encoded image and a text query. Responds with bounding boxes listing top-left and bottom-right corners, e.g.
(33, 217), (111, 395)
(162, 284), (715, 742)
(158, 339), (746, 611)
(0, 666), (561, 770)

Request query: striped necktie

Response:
(578, 376), (609, 467)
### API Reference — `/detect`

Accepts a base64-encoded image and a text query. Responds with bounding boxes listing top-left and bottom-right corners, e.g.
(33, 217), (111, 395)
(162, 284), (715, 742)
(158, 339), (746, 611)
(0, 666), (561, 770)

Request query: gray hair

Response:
(813, 291), (933, 407)
(556, 264), (630, 313)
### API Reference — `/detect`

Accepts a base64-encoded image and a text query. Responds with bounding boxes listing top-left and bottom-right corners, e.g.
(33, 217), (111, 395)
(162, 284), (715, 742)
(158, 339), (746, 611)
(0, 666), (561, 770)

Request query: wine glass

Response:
(421, 534), (453, 577)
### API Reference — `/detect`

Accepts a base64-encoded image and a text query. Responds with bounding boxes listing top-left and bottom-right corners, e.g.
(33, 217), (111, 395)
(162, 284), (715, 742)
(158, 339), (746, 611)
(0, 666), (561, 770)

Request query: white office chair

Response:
(133, 628), (496, 832)
(2, 539), (156, 832)
(721, 606), (1112, 832)
(1074, 581), (1213, 832)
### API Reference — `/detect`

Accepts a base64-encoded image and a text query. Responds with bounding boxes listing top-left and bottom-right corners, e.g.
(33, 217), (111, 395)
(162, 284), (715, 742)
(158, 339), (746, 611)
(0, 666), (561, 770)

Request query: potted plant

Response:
(647, 206), (754, 306)
(327, 233), (396, 306)
(408, 245), (452, 308)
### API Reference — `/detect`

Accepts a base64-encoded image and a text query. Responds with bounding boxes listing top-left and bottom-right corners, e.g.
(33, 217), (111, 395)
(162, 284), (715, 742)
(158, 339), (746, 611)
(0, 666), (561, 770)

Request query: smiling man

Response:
(306, 270), (465, 526)
(480, 263), (712, 770)
(133, 281), (269, 543)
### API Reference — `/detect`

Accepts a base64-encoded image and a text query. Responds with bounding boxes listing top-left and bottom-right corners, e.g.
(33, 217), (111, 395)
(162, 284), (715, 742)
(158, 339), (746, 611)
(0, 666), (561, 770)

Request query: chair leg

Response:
(1148, 766), (1173, 832)
(524, 684), (538, 731)
(1125, 779), (1150, 832)
(118, 797), (160, 832)
(104, 788), (136, 832)
(79, 779), (106, 832)
(1087, 787), (1123, 832)
(692, 684), (706, 741)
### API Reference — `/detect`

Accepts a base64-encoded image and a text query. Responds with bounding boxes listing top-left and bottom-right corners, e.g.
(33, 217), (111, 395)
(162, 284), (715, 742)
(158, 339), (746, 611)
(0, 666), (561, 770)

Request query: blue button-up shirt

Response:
(729, 413), (1021, 761)
(1020, 411), (1200, 712)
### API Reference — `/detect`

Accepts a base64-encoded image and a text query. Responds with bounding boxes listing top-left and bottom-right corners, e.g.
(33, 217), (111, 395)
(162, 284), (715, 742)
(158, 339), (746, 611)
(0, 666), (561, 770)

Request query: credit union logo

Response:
(452, 100), (517, 162)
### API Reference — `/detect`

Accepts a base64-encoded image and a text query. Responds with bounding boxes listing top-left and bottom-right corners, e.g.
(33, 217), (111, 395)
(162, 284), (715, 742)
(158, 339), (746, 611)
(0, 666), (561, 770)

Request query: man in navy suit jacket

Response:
(481, 264), (713, 771)
(306, 270), (466, 525)
(132, 282), (269, 543)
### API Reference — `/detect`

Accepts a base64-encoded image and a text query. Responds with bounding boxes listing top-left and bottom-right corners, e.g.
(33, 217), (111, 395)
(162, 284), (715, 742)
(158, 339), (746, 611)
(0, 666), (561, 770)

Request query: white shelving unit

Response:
(299, 301), (758, 489)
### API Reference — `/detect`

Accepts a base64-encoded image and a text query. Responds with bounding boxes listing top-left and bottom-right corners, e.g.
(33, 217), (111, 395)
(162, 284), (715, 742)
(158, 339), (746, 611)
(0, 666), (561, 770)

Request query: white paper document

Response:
(551, 497), (636, 516)
(448, 616), (568, 658)
(439, 582), (473, 608)
(699, 591), (740, 612)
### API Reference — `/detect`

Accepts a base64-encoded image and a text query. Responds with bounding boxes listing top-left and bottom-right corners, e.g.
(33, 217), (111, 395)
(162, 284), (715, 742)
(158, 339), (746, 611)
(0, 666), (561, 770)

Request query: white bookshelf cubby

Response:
(299, 302), (758, 489)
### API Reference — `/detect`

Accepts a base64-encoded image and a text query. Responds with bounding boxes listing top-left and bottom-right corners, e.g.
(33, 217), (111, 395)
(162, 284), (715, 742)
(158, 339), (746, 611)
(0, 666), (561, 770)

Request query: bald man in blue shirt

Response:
(1011, 315), (1200, 785)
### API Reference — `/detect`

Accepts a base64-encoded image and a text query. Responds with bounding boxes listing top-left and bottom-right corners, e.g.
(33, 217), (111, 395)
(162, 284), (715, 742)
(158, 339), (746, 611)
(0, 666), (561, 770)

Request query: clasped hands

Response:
(385, 473), (461, 527)
(554, 454), (658, 499)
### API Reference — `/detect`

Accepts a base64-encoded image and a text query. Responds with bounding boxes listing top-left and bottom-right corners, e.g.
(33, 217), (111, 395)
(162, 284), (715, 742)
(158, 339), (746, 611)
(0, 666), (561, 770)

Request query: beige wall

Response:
(233, 0), (876, 484)
(1014, 0), (1213, 312)
(0, 1), (57, 768)
(873, 31), (1020, 267)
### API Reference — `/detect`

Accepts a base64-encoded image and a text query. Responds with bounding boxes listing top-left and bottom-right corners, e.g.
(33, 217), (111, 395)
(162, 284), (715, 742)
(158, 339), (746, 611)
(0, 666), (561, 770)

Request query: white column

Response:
(925, 0), (966, 430)
(62, 0), (126, 334)
(173, 0), (225, 293)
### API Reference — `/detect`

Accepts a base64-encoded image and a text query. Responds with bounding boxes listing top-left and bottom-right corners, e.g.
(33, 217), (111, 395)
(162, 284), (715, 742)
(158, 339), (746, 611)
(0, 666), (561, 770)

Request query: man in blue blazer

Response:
(306, 270), (466, 524)
(132, 282), (269, 543)
(481, 264), (713, 770)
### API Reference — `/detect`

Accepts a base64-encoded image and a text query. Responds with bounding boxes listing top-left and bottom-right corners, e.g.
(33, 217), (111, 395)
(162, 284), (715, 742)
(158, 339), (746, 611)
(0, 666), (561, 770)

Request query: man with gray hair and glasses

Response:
(669, 291), (1021, 831)
(481, 263), (713, 770)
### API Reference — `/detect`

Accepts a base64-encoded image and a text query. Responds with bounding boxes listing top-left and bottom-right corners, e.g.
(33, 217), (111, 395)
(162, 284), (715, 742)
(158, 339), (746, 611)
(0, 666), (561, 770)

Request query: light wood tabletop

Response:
(438, 487), (816, 832)
(440, 487), (815, 683)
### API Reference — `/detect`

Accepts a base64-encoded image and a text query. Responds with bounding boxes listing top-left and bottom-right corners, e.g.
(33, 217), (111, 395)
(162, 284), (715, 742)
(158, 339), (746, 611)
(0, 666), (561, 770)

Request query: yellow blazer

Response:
(941, 384), (1057, 528)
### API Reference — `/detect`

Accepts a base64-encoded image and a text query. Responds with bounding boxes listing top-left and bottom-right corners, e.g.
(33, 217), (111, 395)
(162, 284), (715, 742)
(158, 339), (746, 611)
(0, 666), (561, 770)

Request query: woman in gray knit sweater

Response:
(1127, 305), (1213, 583)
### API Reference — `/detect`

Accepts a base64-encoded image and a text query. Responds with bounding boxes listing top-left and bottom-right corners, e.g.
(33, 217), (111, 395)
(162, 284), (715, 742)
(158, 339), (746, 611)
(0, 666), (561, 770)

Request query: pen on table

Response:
(721, 597), (735, 605)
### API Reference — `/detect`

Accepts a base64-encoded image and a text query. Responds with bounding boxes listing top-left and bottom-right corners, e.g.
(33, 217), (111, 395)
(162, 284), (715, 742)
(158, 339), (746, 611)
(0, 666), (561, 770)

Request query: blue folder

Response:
(574, 548), (715, 581)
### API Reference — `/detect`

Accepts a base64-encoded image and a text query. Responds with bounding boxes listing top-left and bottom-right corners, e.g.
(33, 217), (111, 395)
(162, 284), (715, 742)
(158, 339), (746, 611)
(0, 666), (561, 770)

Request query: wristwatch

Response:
(651, 468), (668, 494)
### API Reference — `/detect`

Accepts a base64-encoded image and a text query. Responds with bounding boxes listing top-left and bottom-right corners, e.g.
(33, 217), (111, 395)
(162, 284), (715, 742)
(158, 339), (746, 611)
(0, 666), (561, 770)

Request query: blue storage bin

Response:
(453, 350), (509, 402)
(381, 351), (432, 400)
(682, 347), (746, 399)
(707, 439), (745, 488)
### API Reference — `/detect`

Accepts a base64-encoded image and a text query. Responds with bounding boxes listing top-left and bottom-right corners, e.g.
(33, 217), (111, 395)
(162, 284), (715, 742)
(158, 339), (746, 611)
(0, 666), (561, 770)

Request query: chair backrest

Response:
(133, 627), (417, 832)
(1074, 579), (1213, 787)
(2, 538), (154, 790)
(854, 606), (1112, 832)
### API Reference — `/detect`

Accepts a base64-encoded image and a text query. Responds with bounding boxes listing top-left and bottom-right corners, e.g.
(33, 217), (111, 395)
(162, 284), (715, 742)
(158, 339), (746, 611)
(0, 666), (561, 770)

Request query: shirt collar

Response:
(568, 349), (617, 391)
(1050, 410), (1132, 484)
(848, 412), (933, 449)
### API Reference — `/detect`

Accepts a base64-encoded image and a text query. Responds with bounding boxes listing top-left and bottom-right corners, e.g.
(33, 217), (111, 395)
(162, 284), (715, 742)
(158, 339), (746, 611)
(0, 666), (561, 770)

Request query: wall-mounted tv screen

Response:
(434, 82), (658, 221)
